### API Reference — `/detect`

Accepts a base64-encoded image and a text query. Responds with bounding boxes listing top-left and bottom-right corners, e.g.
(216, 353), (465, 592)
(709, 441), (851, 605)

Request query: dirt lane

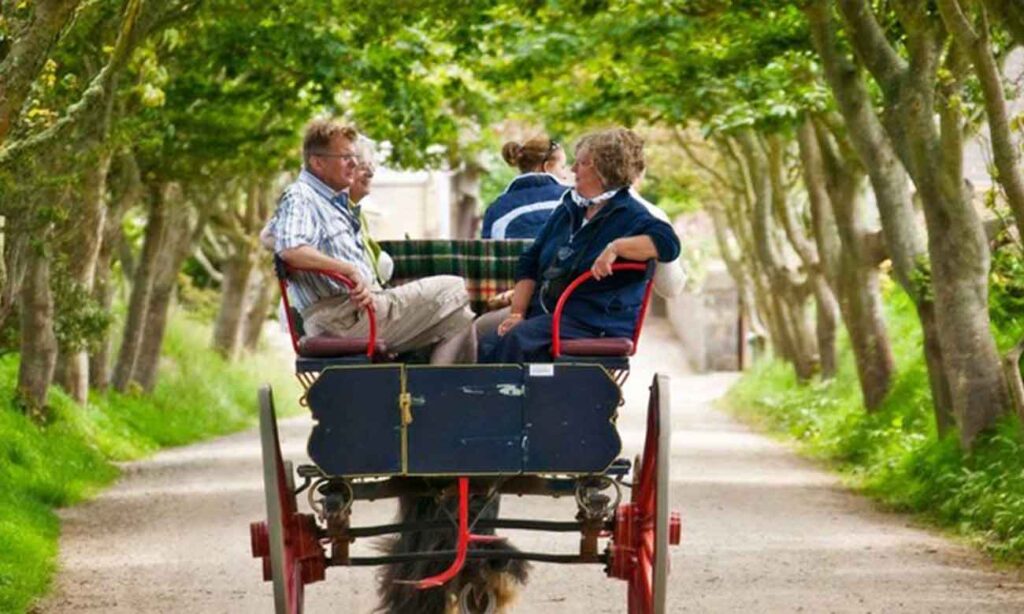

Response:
(37, 319), (1024, 613)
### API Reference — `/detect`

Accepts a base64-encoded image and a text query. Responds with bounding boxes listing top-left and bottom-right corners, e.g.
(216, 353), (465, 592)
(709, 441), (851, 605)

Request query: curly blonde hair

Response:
(576, 128), (645, 189)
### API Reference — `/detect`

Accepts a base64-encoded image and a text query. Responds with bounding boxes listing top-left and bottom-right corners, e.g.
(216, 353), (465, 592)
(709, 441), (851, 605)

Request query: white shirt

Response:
(629, 188), (687, 298)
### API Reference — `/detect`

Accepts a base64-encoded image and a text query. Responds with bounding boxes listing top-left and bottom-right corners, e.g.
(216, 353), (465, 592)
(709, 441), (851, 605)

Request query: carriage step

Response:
(297, 463), (325, 478)
(604, 458), (631, 477)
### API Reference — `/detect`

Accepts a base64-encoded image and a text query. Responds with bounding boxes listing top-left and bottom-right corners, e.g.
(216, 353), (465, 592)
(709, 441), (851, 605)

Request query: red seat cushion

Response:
(298, 335), (387, 358)
(560, 338), (634, 357)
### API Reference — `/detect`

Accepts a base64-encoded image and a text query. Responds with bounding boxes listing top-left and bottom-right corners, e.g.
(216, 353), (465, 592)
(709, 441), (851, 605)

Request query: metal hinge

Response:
(400, 392), (413, 425)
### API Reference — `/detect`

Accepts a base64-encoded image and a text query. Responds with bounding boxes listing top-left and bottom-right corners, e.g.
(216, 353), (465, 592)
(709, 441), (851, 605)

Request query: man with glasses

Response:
(267, 118), (476, 364)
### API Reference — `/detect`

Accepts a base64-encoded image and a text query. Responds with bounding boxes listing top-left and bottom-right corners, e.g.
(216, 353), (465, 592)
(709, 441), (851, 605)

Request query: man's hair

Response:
(576, 127), (645, 189)
(302, 118), (359, 166)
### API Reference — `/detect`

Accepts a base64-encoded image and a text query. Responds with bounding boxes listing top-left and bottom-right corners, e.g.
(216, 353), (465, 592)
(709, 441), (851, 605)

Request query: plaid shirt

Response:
(270, 169), (379, 312)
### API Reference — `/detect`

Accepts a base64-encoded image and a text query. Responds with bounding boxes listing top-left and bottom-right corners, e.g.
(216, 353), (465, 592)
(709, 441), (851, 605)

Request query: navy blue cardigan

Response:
(481, 173), (568, 239)
(515, 188), (681, 338)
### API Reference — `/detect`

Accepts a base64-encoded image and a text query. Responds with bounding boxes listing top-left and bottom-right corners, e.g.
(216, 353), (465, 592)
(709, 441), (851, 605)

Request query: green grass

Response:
(0, 313), (299, 613)
(723, 286), (1024, 563)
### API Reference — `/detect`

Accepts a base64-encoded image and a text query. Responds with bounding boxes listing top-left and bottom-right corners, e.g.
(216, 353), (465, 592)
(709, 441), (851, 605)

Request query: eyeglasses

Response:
(312, 151), (358, 162)
(543, 139), (560, 163)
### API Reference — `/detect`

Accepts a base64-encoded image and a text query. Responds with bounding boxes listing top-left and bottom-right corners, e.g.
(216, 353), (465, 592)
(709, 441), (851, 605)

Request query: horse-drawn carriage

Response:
(249, 240), (682, 613)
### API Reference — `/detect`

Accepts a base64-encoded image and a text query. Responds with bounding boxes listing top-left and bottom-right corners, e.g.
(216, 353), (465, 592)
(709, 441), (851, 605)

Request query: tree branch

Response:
(0, 0), (83, 144)
(835, 0), (908, 95)
(939, 0), (1024, 238)
(936, 0), (979, 45)
(0, 0), (201, 163)
(672, 126), (734, 192)
(192, 246), (224, 283)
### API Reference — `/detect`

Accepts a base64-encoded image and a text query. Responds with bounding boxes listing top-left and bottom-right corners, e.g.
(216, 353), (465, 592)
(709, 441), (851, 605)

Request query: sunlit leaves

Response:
(475, 0), (822, 137)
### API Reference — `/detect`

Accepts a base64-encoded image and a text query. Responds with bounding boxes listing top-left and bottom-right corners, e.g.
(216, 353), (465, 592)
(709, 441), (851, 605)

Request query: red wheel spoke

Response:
(634, 554), (653, 614)
(641, 532), (654, 558)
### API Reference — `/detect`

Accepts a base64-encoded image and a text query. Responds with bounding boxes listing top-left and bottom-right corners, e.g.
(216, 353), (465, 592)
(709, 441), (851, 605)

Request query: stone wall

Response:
(663, 265), (742, 372)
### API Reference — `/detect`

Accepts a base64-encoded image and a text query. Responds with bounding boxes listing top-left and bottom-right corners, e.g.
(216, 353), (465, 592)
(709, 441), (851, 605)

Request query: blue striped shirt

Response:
(269, 169), (379, 313)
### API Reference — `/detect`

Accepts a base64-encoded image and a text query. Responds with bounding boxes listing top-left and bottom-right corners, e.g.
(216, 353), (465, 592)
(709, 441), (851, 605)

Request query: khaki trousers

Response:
(302, 276), (476, 360)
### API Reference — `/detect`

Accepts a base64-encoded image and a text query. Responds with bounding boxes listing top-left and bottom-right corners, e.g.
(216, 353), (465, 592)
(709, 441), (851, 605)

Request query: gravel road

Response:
(37, 319), (1024, 613)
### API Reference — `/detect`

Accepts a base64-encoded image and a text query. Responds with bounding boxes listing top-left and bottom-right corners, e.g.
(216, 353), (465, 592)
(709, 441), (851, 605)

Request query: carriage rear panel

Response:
(306, 365), (403, 476)
(305, 363), (621, 477)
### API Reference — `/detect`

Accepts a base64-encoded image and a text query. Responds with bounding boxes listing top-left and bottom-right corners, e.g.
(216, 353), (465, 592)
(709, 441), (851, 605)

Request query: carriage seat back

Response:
(273, 256), (384, 371)
(551, 261), (655, 369)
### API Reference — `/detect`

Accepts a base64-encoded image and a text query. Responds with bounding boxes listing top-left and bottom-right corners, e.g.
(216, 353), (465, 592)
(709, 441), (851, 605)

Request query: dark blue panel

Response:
(306, 365), (403, 476)
(406, 366), (524, 474)
(523, 364), (621, 473)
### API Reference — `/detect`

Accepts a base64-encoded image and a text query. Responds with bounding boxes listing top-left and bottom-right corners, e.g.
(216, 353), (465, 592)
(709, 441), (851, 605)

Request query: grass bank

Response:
(0, 314), (299, 613)
(723, 287), (1024, 563)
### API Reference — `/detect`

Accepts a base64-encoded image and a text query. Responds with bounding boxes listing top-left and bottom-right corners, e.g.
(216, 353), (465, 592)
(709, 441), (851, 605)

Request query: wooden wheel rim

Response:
(627, 374), (671, 614)
(259, 386), (305, 614)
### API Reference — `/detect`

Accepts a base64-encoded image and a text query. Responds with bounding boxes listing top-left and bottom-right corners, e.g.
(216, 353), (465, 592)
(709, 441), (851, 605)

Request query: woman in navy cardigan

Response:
(478, 128), (681, 363)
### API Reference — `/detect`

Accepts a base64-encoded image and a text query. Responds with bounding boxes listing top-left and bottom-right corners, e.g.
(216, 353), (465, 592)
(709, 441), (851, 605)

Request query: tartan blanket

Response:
(379, 239), (532, 313)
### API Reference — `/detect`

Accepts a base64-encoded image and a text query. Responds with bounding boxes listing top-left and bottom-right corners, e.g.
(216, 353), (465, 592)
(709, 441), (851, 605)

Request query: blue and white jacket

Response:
(515, 188), (681, 338)
(481, 173), (569, 239)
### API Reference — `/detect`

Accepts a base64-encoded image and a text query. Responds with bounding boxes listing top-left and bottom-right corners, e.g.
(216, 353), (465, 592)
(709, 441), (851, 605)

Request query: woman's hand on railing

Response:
(551, 261), (652, 357)
(591, 242), (619, 280)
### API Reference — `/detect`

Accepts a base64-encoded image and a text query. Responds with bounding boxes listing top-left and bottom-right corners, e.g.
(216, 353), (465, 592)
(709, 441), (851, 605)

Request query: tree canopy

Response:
(2, 0), (1024, 451)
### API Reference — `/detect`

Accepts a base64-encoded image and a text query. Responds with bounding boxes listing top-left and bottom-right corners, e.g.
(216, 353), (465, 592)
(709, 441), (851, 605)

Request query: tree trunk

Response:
(799, 117), (896, 408)
(0, 227), (28, 334)
(132, 190), (193, 392)
(242, 266), (276, 352)
(811, 277), (839, 379)
(835, 0), (1009, 446)
(212, 252), (255, 359)
(920, 176), (1008, 444)
(211, 180), (263, 359)
(737, 130), (818, 380)
(766, 134), (839, 378)
(1003, 337), (1024, 422)
(807, 2), (952, 428)
(0, 217), (5, 312)
(90, 150), (141, 390)
(54, 147), (112, 403)
(708, 203), (764, 339)
(113, 182), (167, 392)
(714, 138), (799, 366)
(0, 0), (82, 144)
(17, 244), (59, 420)
(89, 258), (117, 390)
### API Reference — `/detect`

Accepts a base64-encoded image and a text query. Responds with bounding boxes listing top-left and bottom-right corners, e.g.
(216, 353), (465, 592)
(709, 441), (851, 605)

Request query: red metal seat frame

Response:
(274, 258), (379, 360)
(550, 261), (656, 359)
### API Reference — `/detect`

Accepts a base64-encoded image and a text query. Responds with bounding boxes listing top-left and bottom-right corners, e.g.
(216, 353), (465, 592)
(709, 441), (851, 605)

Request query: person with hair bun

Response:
(478, 127), (681, 363)
(481, 134), (569, 239)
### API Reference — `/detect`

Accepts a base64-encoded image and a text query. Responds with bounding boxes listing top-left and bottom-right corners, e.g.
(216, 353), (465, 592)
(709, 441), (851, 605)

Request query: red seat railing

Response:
(273, 256), (379, 360)
(550, 261), (656, 359)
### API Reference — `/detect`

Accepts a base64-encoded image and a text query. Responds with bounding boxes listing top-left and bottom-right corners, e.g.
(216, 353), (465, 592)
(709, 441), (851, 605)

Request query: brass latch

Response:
(399, 392), (413, 425)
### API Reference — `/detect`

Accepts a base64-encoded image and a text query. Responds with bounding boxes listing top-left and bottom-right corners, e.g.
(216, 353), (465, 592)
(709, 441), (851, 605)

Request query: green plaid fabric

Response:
(379, 239), (533, 313)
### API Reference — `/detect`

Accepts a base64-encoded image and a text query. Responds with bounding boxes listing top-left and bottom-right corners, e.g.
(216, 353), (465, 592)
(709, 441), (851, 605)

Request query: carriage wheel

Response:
(608, 373), (680, 614)
(250, 386), (325, 614)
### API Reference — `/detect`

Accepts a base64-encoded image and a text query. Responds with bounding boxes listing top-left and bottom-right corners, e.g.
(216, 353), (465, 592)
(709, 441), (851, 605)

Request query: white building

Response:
(360, 168), (453, 240)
